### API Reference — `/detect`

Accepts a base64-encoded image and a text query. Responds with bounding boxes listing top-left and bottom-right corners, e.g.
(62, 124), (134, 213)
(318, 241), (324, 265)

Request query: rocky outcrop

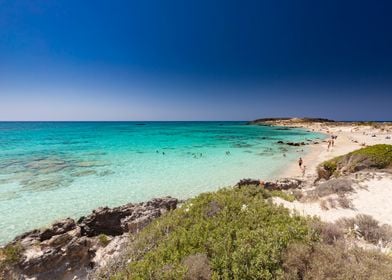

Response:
(264, 178), (303, 190)
(236, 178), (262, 187)
(277, 141), (308, 146)
(1, 197), (178, 280)
(236, 178), (303, 190)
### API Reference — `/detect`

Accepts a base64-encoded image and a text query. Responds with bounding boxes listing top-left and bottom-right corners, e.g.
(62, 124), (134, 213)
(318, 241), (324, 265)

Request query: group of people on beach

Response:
(297, 134), (339, 177)
(327, 135), (337, 151)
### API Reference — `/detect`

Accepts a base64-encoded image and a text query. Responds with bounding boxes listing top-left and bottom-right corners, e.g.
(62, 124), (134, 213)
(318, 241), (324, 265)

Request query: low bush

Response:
(0, 244), (23, 266)
(313, 178), (353, 198)
(337, 214), (392, 244)
(350, 144), (392, 169)
(317, 157), (341, 179)
(182, 253), (211, 280)
(317, 144), (392, 179)
(291, 189), (303, 201)
(103, 187), (392, 280)
(98, 234), (110, 247)
(110, 186), (315, 279)
(337, 195), (352, 209)
(0, 243), (23, 276)
(282, 242), (392, 280)
(309, 220), (344, 245)
(270, 190), (296, 202)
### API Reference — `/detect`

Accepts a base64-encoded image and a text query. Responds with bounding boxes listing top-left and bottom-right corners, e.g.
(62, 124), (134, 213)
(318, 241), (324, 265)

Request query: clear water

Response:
(0, 122), (323, 244)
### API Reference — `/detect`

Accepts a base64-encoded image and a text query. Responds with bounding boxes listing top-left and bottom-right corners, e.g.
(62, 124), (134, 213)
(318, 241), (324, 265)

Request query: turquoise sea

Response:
(0, 122), (323, 244)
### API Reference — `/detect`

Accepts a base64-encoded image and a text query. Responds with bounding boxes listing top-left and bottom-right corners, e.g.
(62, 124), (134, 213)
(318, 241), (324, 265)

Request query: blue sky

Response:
(0, 0), (391, 120)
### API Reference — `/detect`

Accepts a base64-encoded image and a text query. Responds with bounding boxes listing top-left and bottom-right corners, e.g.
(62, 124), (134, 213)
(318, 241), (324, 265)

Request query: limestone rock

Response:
(2, 197), (178, 280)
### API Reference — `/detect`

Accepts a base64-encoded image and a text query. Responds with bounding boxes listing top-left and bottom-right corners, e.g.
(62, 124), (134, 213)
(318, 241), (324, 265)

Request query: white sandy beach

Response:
(283, 122), (392, 179)
(271, 121), (392, 226)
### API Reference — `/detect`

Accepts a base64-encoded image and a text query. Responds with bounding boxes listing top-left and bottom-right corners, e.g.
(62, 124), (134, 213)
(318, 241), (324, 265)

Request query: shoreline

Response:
(2, 118), (392, 279)
(3, 121), (391, 245)
(271, 120), (392, 180)
(0, 122), (321, 245)
(258, 119), (392, 227)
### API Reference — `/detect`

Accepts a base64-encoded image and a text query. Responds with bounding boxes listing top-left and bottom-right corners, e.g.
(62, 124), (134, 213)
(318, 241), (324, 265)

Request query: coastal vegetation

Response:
(100, 186), (392, 280)
(98, 234), (111, 247)
(0, 244), (23, 271)
(108, 186), (315, 279)
(318, 144), (392, 179)
(2, 126), (392, 279)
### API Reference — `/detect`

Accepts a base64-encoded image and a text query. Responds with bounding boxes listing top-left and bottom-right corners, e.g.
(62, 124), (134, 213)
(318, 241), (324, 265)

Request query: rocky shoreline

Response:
(2, 118), (392, 280)
(1, 177), (307, 280)
(1, 197), (178, 280)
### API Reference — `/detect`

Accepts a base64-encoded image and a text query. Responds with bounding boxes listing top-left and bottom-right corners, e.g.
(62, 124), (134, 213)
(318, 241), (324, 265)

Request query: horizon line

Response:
(0, 119), (391, 123)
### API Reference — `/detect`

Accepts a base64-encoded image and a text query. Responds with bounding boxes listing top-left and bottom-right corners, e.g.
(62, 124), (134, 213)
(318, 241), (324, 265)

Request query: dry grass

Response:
(337, 214), (392, 244)
(182, 253), (211, 280)
(310, 220), (344, 245)
(283, 217), (392, 279)
(283, 242), (392, 280)
(314, 179), (354, 197)
(337, 195), (352, 209)
(326, 197), (337, 209)
(319, 200), (329, 211)
(291, 189), (304, 201)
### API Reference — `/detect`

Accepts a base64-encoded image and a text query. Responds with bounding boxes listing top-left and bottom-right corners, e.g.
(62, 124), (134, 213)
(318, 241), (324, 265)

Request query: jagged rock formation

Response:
(1, 197), (178, 280)
(236, 178), (303, 190)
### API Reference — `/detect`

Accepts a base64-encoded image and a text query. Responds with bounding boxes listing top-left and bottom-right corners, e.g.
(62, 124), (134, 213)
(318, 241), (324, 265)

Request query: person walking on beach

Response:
(298, 157), (303, 169)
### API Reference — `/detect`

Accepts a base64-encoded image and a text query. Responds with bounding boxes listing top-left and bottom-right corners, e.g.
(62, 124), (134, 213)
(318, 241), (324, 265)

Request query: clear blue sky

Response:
(0, 0), (391, 121)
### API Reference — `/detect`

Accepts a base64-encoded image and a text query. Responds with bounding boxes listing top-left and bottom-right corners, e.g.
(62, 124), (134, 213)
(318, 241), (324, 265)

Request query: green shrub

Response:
(112, 186), (316, 279)
(0, 243), (23, 274)
(100, 187), (392, 280)
(317, 157), (341, 179)
(318, 145), (392, 179)
(98, 234), (110, 247)
(270, 190), (296, 202)
(350, 144), (392, 169)
(323, 160), (338, 174)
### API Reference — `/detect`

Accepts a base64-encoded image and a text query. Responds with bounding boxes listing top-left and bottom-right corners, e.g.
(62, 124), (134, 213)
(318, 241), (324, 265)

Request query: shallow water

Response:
(0, 122), (323, 244)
